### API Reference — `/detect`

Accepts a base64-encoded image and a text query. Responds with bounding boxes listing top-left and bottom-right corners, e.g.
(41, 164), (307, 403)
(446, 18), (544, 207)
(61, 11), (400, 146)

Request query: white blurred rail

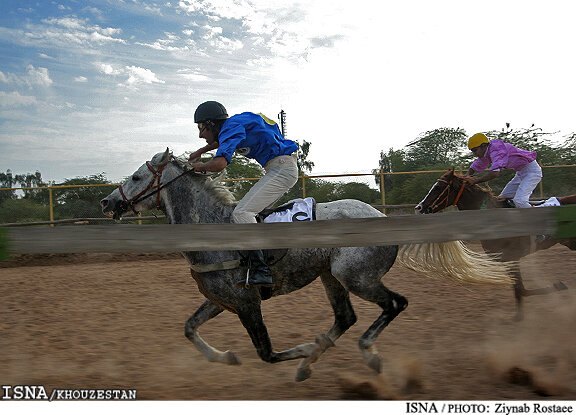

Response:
(2, 207), (575, 257)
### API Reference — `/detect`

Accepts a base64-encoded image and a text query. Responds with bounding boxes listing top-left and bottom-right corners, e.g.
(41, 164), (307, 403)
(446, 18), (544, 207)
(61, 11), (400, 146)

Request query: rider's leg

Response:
(499, 172), (521, 203)
(511, 161), (542, 208)
(232, 154), (298, 288)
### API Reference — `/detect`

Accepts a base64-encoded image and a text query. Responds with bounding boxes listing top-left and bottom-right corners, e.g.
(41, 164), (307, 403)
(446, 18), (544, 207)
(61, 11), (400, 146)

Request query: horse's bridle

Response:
(116, 158), (197, 217)
(427, 177), (466, 212)
(118, 160), (168, 215)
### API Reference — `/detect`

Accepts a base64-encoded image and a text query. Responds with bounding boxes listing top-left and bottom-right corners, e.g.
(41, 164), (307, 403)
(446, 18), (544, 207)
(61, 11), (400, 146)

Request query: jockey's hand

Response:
(188, 151), (202, 162)
(192, 162), (207, 173)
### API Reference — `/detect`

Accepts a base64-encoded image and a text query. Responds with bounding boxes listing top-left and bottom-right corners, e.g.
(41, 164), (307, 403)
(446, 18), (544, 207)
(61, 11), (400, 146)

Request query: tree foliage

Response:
(296, 140), (315, 173)
(0, 170), (46, 203)
(52, 174), (116, 219)
(2, 125), (575, 224)
(374, 124), (576, 205)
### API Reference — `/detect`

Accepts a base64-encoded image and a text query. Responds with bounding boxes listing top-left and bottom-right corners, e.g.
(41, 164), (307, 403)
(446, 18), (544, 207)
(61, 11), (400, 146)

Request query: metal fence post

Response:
(48, 185), (55, 227)
(301, 174), (306, 199)
(379, 168), (386, 214)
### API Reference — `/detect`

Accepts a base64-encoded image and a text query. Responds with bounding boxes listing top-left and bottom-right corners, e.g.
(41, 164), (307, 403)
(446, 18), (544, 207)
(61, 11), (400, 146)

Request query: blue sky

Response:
(1, 0), (575, 184)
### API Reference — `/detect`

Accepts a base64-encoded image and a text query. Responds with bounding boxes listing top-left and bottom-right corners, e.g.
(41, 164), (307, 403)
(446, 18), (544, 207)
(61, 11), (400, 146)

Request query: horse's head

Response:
(415, 170), (471, 214)
(101, 148), (172, 220)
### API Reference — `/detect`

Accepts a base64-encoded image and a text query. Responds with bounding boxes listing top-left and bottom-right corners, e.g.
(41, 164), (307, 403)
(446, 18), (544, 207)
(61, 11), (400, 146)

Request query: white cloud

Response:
(42, 17), (86, 30)
(123, 66), (165, 87)
(26, 65), (52, 87)
(98, 63), (122, 75)
(177, 69), (209, 82)
(74, 76), (88, 82)
(0, 91), (37, 107)
(11, 16), (127, 49)
(96, 63), (165, 89)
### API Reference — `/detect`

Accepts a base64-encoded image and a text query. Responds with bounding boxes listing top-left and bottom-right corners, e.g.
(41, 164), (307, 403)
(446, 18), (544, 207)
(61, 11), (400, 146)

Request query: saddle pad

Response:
(258, 197), (316, 223)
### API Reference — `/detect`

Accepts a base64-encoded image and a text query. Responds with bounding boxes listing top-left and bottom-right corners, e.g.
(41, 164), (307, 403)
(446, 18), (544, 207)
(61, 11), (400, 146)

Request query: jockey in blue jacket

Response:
(189, 101), (299, 288)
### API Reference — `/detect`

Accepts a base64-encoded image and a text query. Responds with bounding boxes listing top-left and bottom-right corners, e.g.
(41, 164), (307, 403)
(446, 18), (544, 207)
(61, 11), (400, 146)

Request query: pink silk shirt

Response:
(470, 139), (537, 173)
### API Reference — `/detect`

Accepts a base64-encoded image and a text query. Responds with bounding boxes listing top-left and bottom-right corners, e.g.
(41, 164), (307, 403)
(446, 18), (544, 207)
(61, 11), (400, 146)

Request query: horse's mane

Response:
(452, 172), (497, 199)
(172, 153), (238, 207)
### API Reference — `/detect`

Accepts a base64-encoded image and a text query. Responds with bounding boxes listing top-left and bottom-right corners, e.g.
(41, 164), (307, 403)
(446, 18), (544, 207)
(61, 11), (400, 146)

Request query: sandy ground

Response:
(0, 243), (575, 401)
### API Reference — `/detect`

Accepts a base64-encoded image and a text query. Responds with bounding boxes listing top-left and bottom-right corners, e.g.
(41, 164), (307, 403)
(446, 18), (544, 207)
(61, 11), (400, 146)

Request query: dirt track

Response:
(1, 243), (575, 400)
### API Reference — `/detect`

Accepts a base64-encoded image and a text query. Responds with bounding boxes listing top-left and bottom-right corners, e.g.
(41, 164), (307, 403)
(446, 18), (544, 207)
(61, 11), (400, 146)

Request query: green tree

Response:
(485, 123), (560, 165)
(296, 140), (315, 173)
(334, 182), (380, 204)
(373, 147), (406, 193)
(53, 174), (116, 219)
(15, 171), (48, 204)
(560, 133), (576, 164)
(0, 170), (17, 203)
(224, 154), (265, 200)
(403, 127), (469, 171)
(0, 198), (50, 223)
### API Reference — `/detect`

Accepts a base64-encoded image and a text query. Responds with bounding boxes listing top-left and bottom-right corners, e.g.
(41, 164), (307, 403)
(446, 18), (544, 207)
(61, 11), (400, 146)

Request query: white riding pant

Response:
(498, 160), (542, 208)
(232, 153), (299, 224)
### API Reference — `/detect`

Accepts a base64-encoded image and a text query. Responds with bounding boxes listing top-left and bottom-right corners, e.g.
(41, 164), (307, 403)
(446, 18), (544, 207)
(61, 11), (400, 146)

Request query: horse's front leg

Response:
(237, 305), (325, 382)
(185, 299), (241, 365)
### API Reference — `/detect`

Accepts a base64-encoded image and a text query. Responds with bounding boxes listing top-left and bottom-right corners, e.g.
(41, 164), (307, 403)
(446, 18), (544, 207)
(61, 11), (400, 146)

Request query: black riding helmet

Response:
(194, 101), (228, 123)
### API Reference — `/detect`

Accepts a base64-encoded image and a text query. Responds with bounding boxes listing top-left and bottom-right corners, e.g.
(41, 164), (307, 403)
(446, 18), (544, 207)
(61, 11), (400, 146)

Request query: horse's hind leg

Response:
(321, 271), (358, 342)
(336, 273), (407, 372)
(330, 246), (407, 373)
(356, 285), (408, 373)
(237, 303), (328, 382)
(292, 271), (359, 381)
(510, 263), (568, 322)
(184, 300), (241, 365)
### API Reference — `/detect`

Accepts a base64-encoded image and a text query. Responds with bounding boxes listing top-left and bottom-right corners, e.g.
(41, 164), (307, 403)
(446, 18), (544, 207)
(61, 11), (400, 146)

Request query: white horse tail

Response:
(397, 241), (514, 286)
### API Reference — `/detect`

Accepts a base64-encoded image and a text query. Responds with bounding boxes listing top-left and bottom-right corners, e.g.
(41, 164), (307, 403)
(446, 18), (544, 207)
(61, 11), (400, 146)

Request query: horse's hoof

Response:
(295, 367), (312, 382)
(554, 281), (568, 291)
(366, 355), (382, 373)
(224, 350), (242, 365)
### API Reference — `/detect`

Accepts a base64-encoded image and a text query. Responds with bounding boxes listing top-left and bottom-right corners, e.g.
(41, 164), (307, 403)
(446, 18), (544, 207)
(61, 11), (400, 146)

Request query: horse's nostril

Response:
(100, 199), (108, 207)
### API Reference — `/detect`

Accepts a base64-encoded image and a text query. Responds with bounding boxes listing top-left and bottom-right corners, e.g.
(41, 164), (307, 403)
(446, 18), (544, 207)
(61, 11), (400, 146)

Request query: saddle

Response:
(192, 198), (317, 300)
(253, 197), (317, 265)
(257, 197), (316, 223)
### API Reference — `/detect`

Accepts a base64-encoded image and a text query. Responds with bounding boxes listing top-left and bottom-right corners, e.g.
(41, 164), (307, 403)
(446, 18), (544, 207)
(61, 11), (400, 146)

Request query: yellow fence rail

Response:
(1, 165), (575, 225)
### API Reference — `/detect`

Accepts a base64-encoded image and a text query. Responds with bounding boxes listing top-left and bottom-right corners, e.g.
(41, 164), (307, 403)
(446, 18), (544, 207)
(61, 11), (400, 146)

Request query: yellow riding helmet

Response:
(467, 133), (489, 150)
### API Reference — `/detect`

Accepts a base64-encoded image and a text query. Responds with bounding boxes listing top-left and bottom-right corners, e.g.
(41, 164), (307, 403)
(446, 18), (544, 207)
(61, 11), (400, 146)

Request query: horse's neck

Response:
(159, 167), (237, 266)
(558, 194), (576, 205)
(458, 186), (502, 210)
(161, 168), (234, 225)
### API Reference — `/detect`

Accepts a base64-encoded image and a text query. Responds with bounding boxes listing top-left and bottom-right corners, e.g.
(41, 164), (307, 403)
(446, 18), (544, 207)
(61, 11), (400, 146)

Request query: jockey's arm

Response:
(470, 170), (500, 185)
(188, 141), (219, 162)
(192, 156), (229, 173)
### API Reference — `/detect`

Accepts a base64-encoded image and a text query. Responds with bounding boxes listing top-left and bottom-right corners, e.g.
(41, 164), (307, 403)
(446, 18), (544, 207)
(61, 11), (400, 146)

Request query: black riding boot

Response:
(236, 250), (274, 288)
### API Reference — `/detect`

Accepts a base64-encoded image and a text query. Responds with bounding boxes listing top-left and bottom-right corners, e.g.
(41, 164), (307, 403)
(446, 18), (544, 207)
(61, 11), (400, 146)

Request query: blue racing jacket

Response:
(215, 112), (298, 167)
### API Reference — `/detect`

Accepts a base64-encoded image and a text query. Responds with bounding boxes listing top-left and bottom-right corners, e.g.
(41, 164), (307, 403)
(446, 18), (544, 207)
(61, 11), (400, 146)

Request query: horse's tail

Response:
(397, 241), (514, 286)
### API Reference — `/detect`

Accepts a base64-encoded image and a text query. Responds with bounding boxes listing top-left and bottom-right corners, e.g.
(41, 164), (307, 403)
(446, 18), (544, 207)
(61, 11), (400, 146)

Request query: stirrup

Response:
(237, 267), (251, 288)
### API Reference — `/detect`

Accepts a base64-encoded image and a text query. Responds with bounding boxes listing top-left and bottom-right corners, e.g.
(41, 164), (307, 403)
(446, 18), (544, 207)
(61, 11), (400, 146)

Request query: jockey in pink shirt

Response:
(466, 133), (542, 208)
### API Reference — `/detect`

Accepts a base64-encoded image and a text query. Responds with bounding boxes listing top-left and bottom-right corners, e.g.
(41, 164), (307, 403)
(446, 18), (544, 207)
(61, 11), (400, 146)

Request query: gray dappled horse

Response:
(101, 150), (510, 381)
(415, 170), (575, 320)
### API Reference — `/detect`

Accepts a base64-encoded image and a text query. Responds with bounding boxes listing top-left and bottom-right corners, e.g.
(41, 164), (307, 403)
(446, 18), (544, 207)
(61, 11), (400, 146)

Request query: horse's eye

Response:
(132, 175), (140, 181)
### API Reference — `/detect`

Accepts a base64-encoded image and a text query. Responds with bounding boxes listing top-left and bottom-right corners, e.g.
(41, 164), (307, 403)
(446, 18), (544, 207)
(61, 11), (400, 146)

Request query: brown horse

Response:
(415, 170), (575, 320)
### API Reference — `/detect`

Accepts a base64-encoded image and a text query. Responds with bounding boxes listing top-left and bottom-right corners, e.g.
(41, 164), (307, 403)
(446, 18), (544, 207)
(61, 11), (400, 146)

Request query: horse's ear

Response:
(160, 147), (171, 164)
